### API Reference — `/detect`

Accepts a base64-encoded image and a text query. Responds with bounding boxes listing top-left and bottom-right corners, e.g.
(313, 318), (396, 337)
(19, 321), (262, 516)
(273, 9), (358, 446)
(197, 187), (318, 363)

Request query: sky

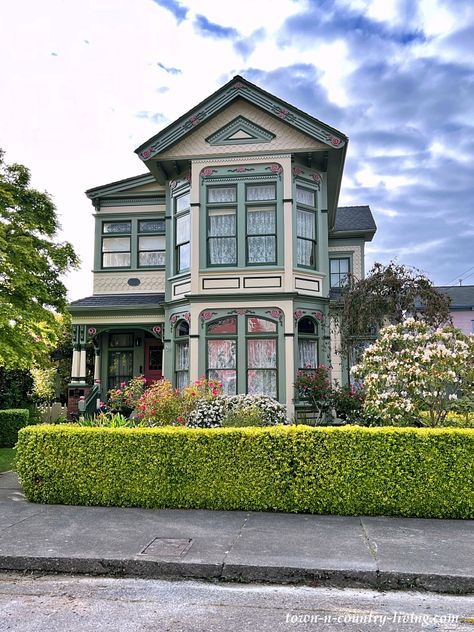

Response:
(0, 0), (473, 300)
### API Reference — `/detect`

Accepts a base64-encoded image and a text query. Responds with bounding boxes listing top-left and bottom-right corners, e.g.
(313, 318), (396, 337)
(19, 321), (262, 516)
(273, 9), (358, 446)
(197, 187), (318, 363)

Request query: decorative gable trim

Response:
(135, 76), (347, 161)
(205, 116), (275, 146)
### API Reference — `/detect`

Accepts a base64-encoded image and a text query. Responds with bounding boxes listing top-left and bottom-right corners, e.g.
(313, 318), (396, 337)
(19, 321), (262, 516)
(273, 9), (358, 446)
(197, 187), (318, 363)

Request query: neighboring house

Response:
(436, 286), (474, 335)
(67, 75), (376, 418)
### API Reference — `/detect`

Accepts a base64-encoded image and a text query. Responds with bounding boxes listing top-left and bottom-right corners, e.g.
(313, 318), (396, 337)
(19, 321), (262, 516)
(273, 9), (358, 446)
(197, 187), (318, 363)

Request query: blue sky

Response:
(0, 0), (473, 299)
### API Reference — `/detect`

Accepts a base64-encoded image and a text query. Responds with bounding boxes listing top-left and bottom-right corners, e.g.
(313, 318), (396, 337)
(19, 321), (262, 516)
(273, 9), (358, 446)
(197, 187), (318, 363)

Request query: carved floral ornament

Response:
(294, 309), (324, 323)
(292, 167), (322, 187)
(170, 174), (191, 191)
(170, 312), (191, 328)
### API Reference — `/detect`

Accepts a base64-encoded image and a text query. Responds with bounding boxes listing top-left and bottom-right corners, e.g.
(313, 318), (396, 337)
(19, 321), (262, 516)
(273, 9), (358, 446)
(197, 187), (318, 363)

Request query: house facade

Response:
(67, 76), (376, 418)
(436, 286), (474, 335)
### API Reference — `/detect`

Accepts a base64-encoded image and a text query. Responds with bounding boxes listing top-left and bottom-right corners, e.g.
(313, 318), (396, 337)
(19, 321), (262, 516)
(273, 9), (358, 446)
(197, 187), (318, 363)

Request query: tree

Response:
(352, 319), (474, 426)
(332, 261), (451, 357)
(0, 150), (79, 369)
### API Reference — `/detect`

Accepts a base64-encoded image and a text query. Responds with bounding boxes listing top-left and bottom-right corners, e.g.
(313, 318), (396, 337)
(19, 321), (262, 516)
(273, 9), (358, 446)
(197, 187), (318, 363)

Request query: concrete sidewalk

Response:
(0, 471), (472, 594)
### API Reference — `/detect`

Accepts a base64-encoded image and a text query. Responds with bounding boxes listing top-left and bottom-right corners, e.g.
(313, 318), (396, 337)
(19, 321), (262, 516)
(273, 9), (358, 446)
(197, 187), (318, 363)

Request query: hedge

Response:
(16, 424), (474, 518)
(0, 409), (30, 448)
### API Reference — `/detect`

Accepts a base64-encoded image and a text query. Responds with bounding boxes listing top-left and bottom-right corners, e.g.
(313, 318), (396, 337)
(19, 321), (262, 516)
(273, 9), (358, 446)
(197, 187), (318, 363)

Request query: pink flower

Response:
(176, 416), (185, 425)
(120, 382), (126, 388)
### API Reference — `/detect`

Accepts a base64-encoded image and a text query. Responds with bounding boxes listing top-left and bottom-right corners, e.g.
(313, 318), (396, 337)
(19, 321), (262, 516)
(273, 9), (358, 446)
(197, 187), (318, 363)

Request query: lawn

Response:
(0, 448), (16, 472)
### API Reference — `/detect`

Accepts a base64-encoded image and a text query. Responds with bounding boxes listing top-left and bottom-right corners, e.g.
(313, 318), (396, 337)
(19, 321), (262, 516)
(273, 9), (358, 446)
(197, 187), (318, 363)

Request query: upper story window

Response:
(330, 257), (350, 288)
(100, 218), (165, 270)
(296, 186), (317, 269)
(102, 221), (131, 268)
(202, 167), (281, 269)
(175, 192), (191, 274)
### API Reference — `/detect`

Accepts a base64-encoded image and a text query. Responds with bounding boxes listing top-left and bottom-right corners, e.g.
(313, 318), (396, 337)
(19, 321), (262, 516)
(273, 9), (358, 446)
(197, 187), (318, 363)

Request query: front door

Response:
(144, 339), (163, 384)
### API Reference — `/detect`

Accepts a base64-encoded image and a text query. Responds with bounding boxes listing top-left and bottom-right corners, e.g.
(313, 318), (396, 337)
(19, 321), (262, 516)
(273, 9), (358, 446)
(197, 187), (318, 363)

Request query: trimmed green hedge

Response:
(0, 409), (30, 448)
(16, 424), (474, 518)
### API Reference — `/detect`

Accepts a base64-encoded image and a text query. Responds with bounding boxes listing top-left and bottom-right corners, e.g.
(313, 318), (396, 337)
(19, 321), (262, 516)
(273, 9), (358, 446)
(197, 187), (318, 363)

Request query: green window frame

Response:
(107, 332), (134, 390)
(174, 192), (191, 274)
(204, 179), (279, 268)
(205, 313), (279, 398)
(174, 320), (190, 389)
(296, 317), (319, 371)
(330, 257), (350, 288)
(100, 218), (165, 270)
(295, 185), (317, 269)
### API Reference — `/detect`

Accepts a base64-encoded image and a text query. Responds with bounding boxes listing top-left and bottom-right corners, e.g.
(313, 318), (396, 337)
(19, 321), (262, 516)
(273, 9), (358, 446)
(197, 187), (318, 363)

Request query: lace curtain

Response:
(296, 210), (315, 266)
(208, 187), (236, 203)
(298, 339), (318, 369)
(247, 208), (276, 263)
(209, 213), (236, 264)
(247, 339), (277, 398)
(247, 185), (275, 201)
(175, 342), (189, 390)
(247, 370), (277, 398)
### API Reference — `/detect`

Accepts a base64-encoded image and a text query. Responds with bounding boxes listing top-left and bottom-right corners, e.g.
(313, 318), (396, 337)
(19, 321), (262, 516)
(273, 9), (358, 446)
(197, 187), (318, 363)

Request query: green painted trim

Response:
(329, 252), (353, 290)
(199, 307), (286, 402)
(206, 115), (275, 145)
(135, 75), (347, 160)
(86, 173), (158, 199)
(100, 196), (165, 207)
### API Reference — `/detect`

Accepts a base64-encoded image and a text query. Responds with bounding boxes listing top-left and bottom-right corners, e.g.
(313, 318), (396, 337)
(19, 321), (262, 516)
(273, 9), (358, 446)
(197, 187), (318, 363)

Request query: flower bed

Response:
(16, 424), (474, 518)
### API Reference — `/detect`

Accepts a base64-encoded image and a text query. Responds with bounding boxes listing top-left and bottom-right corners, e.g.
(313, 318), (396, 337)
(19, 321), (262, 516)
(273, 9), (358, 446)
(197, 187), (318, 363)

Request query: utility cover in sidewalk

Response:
(139, 538), (193, 557)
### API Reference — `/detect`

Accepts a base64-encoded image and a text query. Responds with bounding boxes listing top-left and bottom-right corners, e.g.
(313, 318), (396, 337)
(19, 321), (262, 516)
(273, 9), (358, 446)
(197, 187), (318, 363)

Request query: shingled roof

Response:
(435, 286), (474, 309)
(69, 294), (165, 311)
(331, 205), (377, 240)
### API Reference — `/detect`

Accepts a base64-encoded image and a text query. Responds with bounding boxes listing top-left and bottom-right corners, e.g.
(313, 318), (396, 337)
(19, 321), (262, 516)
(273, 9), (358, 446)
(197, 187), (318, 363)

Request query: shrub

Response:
(294, 366), (333, 418)
(352, 319), (474, 426)
(136, 378), (182, 426)
(225, 394), (288, 426)
(185, 393), (289, 428)
(333, 383), (365, 421)
(222, 404), (265, 427)
(77, 412), (136, 428)
(107, 375), (148, 413)
(16, 424), (474, 518)
(0, 409), (30, 447)
(186, 396), (226, 428)
(0, 368), (33, 409)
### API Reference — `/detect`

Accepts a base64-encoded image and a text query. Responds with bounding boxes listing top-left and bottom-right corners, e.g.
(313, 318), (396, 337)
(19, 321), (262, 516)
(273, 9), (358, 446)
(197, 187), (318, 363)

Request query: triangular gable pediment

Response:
(206, 116), (275, 146)
(135, 75), (347, 161)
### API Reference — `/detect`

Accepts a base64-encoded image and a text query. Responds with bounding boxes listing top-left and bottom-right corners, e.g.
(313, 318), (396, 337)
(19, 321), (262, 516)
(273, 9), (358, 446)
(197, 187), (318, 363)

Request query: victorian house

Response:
(67, 75), (376, 417)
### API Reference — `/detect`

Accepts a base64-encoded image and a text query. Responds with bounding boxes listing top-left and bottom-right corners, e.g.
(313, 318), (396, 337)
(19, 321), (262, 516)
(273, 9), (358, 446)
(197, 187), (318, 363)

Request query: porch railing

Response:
(83, 384), (101, 418)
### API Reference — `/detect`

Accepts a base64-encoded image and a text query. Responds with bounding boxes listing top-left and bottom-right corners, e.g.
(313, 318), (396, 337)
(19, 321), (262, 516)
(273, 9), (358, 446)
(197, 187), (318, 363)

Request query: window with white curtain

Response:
(206, 181), (277, 267)
(101, 219), (165, 269)
(296, 185), (317, 269)
(297, 317), (318, 370)
(206, 314), (279, 399)
(175, 320), (189, 389)
(175, 192), (191, 273)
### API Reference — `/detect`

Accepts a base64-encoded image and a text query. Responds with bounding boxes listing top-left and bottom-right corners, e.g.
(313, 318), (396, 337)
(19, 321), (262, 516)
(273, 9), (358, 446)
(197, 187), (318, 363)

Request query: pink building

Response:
(436, 286), (474, 335)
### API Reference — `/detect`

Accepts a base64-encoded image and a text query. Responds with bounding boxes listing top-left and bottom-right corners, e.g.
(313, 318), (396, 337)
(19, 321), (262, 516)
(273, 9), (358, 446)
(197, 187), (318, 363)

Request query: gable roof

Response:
(134, 75), (348, 230)
(435, 286), (474, 309)
(331, 206), (377, 241)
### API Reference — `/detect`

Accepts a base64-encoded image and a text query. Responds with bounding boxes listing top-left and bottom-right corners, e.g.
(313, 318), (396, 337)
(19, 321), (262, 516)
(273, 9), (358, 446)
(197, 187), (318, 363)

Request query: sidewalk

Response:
(0, 471), (472, 594)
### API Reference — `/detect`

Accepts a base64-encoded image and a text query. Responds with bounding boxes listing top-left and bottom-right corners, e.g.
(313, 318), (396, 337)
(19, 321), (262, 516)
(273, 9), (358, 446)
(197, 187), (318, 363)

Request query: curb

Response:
(0, 556), (472, 595)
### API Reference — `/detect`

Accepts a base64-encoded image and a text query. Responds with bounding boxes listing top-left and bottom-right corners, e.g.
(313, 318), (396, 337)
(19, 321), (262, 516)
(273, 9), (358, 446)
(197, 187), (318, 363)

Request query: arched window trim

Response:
(296, 316), (319, 371)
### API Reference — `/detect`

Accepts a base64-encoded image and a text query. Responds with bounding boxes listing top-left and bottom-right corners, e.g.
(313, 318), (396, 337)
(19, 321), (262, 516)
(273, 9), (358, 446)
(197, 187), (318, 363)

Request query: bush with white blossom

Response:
(186, 393), (289, 428)
(351, 319), (474, 427)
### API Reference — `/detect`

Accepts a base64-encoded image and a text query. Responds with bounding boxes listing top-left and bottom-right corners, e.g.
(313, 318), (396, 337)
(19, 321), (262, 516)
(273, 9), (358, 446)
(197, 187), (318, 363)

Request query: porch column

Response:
(93, 348), (101, 383)
(79, 345), (87, 383)
(71, 347), (80, 382)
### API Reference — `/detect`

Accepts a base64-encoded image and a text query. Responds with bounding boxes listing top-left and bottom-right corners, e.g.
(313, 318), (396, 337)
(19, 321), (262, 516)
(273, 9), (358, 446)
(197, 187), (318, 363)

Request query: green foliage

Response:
(332, 383), (365, 421)
(77, 412), (135, 428)
(107, 375), (148, 413)
(31, 366), (57, 403)
(0, 447), (16, 472)
(222, 404), (266, 427)
(16, 424), (474, 518)
(0, 367), (33, 409)
(333, 261), (451, 355)
(0, 409), (30, 447)
(352, 319), (474, 426)
(0, 150), (79, 369)
(294, 366), (333, 417)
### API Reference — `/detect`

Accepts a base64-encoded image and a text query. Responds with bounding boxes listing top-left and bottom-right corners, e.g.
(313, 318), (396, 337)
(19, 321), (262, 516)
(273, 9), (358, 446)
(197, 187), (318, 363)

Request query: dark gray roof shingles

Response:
(332, 205), (377, 235)
(435, 286), (474, 308)
(69, 293), (165, 308)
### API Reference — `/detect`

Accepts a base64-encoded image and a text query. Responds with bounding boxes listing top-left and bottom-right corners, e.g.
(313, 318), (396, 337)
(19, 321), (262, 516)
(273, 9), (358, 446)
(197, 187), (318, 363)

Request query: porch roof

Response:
(69, 293), (165, 312)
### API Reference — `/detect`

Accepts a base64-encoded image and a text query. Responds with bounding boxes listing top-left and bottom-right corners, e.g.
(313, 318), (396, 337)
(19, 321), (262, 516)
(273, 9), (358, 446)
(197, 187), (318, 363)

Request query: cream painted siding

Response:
(328, 244), (363, 279)
(93, 270), (165, 294)
(159, 99), (327, 159)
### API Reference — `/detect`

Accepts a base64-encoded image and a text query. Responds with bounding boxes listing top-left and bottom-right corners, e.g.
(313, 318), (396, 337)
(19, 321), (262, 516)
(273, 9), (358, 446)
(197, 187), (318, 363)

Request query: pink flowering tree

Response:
(351, 319), (474, 426)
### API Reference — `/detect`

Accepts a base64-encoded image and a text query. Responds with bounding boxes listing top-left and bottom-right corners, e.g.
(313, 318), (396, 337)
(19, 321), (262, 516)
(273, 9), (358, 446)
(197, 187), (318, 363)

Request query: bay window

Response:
(205, 313), (279, 398)
(204, 175), (280, 268)
(175, 320), (189, 389)
(175, 192), (191, 274)
(297, 317), (319, 371)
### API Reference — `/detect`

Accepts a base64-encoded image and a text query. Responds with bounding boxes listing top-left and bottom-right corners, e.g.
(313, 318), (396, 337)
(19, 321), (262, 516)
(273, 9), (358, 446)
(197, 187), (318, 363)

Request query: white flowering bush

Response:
(225, 394), (289, 426)
(351, 319), (474, 426)
(185, 393), (289, 428)
(186, 396), (227, 428)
